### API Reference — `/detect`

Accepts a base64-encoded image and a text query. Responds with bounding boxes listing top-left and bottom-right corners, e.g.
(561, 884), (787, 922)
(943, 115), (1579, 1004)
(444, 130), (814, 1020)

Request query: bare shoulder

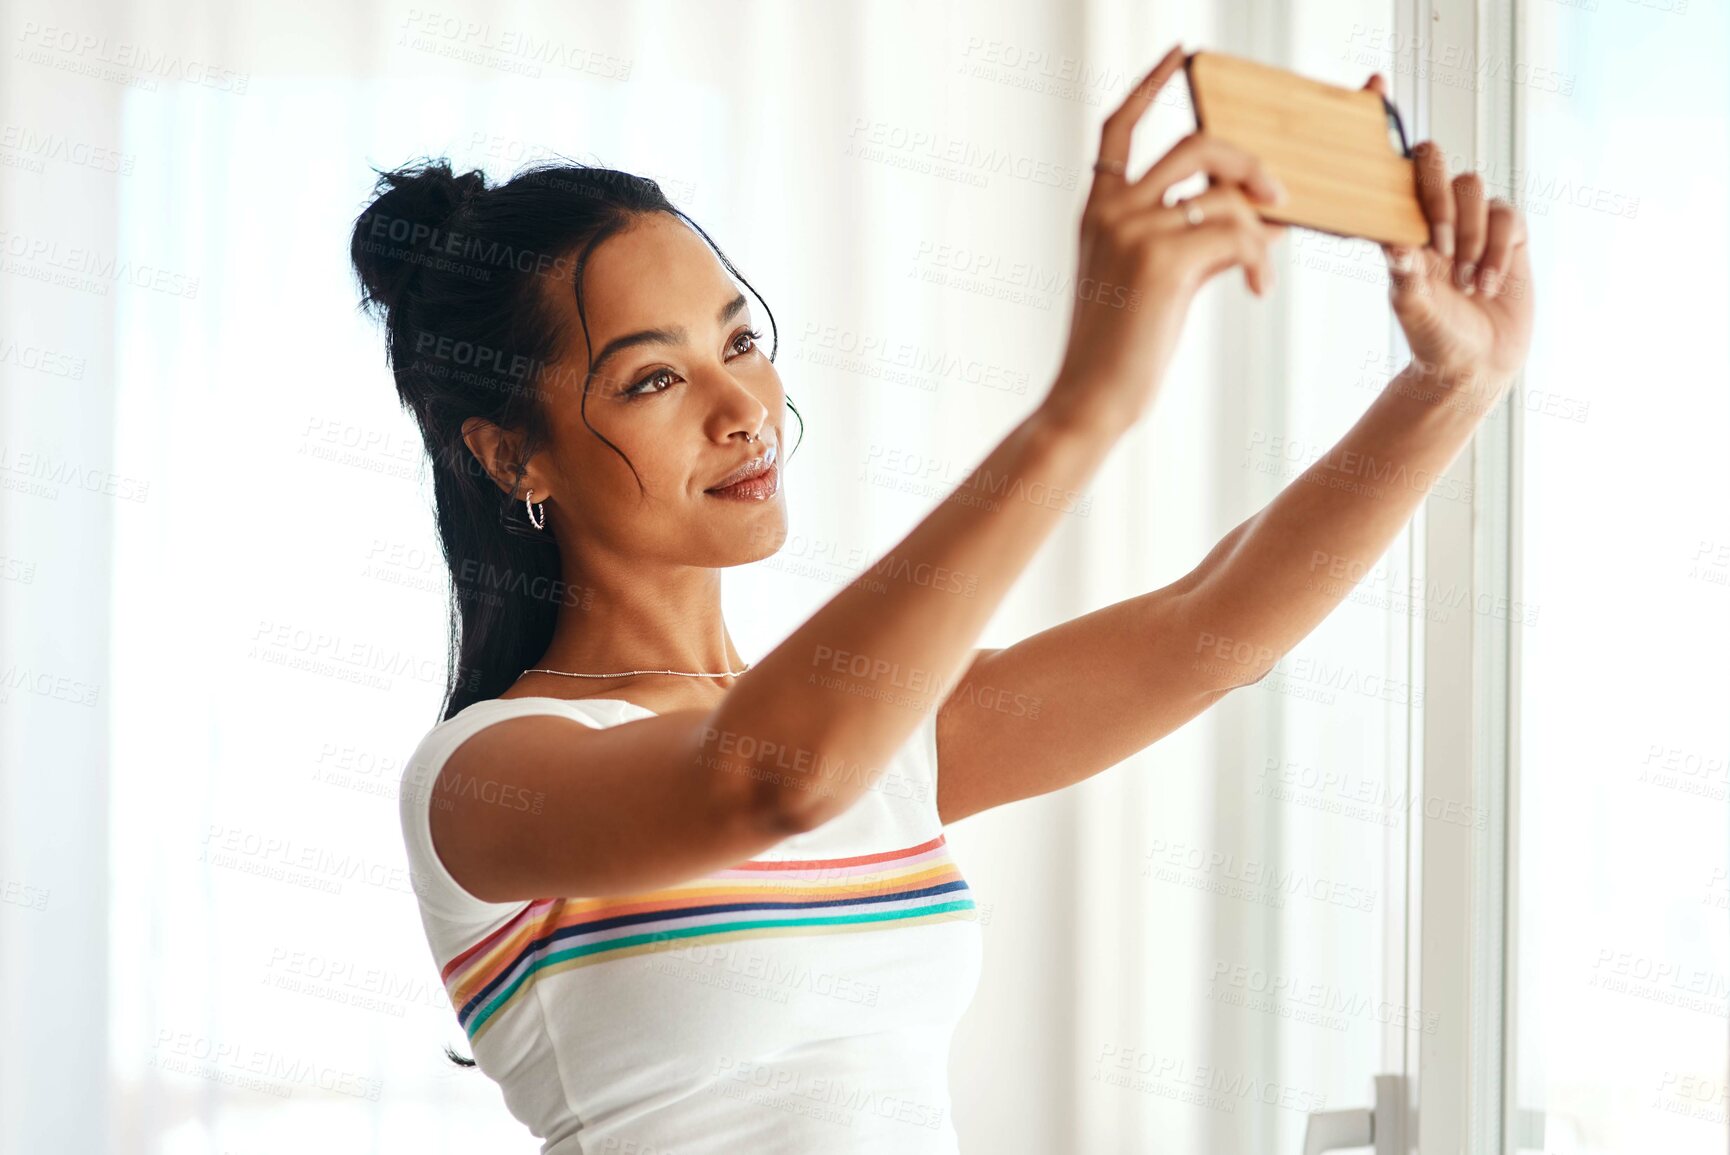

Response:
(427, 689), (769, 902)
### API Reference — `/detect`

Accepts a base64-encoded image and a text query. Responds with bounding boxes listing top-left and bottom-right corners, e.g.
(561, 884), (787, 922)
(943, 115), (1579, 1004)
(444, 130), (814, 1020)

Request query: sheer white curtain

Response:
(0, 1), (1399, 1151)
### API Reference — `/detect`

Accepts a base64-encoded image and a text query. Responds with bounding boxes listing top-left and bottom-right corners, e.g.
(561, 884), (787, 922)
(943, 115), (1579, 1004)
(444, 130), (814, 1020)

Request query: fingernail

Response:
(1389, 247), (1415, 275)
(1479, 267), (1500, 298)
(1433, 222), (1455, 258)
(1457, 261), (1476, 292)
(1265, 177), (1288, 205)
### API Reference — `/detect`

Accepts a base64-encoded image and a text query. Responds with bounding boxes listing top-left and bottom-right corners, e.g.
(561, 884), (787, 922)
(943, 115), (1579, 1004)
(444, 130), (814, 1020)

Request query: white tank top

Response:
(398, 695), (984, 1153)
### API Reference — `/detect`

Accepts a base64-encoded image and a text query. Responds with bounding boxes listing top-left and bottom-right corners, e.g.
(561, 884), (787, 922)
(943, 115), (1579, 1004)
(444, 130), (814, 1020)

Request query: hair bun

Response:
(350, 159), (488, 317)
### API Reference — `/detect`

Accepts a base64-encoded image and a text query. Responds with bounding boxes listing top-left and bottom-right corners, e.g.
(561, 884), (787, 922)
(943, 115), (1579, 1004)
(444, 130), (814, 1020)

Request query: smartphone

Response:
(1183, 50), (1429, 249)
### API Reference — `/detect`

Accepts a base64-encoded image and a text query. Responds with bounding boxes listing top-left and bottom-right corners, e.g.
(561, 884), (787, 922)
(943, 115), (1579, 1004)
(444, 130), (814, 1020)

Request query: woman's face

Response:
(538, 212), (788, 569)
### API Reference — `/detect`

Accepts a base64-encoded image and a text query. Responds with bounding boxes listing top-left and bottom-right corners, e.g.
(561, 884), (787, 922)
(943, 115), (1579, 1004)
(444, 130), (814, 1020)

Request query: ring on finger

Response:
(1163, 195), (1212, 228)
(1156, 187), (1248, 231)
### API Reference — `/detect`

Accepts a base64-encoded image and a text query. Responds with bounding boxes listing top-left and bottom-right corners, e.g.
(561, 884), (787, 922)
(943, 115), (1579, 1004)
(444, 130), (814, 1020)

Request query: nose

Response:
(701, 367), (773, 445)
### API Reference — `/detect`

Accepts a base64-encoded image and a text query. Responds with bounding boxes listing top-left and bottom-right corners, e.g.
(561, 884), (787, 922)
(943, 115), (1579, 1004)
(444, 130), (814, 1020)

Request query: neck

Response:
(531, 549), (743, 679)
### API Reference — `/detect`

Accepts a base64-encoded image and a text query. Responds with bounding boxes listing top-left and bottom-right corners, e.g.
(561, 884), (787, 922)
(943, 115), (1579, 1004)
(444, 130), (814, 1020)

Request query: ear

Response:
(461, 416), (541, 500)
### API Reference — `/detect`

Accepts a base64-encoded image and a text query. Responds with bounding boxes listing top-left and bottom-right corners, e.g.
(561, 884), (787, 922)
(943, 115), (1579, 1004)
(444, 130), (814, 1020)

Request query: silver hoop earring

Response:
(525, 488), (546, 530)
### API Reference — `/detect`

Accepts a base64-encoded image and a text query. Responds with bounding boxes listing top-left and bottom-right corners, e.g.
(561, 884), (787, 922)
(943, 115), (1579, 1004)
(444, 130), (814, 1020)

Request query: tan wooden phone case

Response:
(1184, 50), (1430, 248)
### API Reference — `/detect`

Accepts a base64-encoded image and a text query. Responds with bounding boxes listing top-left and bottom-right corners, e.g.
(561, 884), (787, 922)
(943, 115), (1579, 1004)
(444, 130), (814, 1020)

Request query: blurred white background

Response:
(0, 0), (1722, 1152)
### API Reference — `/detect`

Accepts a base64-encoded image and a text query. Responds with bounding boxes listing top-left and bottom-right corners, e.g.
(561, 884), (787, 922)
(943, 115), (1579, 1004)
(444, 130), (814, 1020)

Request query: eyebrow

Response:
(589, 291), (749, 378)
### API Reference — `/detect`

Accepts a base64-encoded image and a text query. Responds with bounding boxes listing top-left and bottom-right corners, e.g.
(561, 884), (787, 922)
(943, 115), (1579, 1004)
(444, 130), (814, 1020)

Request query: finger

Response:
(1130, 131), (1286, 213)
(1121, 185), (1286, 261)
(1475, 199), (1525, 298)
(1186, 189), (1283, 292)
(1383, 243), (1419, 292)
(1091, 45), (1186, 198)
(1252, 229), (1279, 297)
(1164, 188), (1281, 294)
(1166, 216), (1273, 293)
(1382, 241), (1450, 311)
(1412, 141), (1455, 259)
(1499, 223), (1533, 302)
(1148, 184), (1263, 232)
(1363, 74), (1387, 97)
(1452, 172), (1489, 291)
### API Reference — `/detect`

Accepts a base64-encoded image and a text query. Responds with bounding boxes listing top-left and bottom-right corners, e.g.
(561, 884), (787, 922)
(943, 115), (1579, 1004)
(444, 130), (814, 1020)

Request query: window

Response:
(1510, 2), (1730, 1150)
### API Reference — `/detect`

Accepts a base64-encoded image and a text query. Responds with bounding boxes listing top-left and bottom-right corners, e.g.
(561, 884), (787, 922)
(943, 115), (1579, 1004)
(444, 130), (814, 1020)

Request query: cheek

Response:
(556, 401), (645, 477)
(565, 423), (694, 506)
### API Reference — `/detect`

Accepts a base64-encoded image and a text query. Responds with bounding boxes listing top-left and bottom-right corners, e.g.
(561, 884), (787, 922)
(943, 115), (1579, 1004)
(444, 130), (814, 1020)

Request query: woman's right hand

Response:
(1046, 44), (1289, 431)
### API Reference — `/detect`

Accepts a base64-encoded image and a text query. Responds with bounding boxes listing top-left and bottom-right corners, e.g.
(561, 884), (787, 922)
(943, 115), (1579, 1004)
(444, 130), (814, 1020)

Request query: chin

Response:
(722, 508), (788, 564)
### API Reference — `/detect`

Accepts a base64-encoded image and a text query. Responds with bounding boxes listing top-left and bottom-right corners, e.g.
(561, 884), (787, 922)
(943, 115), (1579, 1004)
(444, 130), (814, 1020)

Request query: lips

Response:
(705, 443), (778, 492)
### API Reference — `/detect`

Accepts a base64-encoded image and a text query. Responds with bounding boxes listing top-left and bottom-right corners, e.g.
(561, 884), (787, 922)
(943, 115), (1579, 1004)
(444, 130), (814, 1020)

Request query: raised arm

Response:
(933, 94), (1536, 826)
(430, 45), (1291, 901)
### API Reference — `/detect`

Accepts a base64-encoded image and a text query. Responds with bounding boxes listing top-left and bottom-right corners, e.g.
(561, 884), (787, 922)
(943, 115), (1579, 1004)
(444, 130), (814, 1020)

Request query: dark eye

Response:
(621, 367), (678, 400)
(621, 328), (763, 401)
(731, 327), (764, 356)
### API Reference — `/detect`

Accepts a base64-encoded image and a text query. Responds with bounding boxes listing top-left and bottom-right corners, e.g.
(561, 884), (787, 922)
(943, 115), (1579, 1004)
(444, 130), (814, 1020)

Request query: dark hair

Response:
(349, 157), (801, 1069)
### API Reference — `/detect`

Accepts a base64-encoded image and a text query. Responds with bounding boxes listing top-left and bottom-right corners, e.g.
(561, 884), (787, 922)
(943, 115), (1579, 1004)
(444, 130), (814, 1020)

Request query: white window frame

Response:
(1403, 0), (1524, 1151)
(1296, 3), (1527, 1149)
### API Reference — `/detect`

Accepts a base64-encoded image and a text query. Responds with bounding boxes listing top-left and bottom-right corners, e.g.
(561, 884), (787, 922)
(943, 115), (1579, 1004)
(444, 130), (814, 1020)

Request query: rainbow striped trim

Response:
(443, 833), (978, 1044)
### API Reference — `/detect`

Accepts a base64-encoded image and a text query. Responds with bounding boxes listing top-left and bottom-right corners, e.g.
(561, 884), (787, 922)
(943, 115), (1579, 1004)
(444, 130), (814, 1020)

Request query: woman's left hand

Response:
(1363, 74), (1535, 394)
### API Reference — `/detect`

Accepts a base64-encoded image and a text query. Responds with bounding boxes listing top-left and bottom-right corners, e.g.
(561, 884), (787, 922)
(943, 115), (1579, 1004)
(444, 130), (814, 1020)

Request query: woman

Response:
(351, 46), (1531, 1155)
